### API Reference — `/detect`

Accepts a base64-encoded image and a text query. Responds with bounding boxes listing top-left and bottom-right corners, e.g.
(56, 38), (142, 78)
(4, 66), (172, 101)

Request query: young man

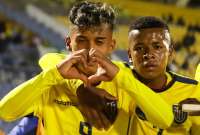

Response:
(0, 2), (173, 135)
(91, 16), (200, 135)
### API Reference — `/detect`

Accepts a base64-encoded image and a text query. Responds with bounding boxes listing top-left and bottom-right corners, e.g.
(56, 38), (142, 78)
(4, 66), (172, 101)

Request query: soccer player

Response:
(90, 16), (200, 135)
(0, 2), (173, 135)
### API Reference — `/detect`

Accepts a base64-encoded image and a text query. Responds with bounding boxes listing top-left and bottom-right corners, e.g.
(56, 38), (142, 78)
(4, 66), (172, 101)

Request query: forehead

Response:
(129, 28), (168, 41)
(70, 24), (112, 36)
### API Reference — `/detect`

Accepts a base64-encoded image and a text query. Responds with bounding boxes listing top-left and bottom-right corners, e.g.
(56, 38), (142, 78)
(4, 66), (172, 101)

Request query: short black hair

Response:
(68, 1), (116, 31)
(129, 16), (169, 32)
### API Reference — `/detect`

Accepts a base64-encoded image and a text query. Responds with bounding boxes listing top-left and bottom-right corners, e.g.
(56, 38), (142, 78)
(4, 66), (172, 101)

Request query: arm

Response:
(88, 53), (174, 129)
(114, 67), (174, 129)
(0, 67), (63, 121)
(39, 52), (87, 95)
(0, 50), (88, 121)
(188, 86), (200, 135)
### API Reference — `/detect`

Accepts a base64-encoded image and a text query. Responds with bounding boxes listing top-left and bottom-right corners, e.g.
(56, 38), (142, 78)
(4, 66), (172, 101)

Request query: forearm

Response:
(0, 67), (63, 121)
(114, 68), (174, 129)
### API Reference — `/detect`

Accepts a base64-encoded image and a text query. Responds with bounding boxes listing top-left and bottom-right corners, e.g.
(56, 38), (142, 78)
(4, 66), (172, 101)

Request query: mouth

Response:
(143, 61), (158, 70)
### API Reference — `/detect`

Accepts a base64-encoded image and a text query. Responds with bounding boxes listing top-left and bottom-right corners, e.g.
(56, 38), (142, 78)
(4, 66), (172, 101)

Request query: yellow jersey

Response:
(195, 64), (200, 81)
(0, 53), (173, 135)
(129, 71), (200, 135)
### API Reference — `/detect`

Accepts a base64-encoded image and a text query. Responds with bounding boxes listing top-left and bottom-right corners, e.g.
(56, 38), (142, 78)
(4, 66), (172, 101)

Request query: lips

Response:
(143, 61), (158, 69)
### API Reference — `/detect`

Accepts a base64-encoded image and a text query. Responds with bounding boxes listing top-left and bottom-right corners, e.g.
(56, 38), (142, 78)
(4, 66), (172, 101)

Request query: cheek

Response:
(159, 52), (169, 67)
(131, 52), (142, 65)
(96, 46), (110, 55)
(73, 43), (87, 51)
(70, 42), (79, 51)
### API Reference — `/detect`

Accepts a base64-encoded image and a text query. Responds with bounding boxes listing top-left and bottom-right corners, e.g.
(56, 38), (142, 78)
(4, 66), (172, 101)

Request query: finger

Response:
(92, 56), (109, 69)
(78, 73), (89, 85)
(80, 49), (89, 64)
(70, 56), (83, 65)
(79, 56), (88, 68)
(71, 55), (88, 71)
(79, 105), (94, 126)
(104, 93), (118, 101)
(89, 49), (103, 59)
(90, 50), (111, 65)
(89, 48), (96, 56)
(88, 74), (109, 85)
(76, 49), (88, 59)
(98, 111), (111, 130)
(74, 49), (88, 65)
(87, 108), (103, 130)
(188, 111), (200, 116)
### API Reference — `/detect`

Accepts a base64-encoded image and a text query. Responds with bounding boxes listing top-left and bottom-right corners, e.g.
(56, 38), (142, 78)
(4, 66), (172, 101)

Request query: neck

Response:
(134, 72), (167, 92)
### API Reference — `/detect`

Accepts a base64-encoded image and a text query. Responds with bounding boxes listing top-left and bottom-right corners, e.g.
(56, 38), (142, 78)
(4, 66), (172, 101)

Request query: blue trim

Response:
(9, 116), (38, 135)
(171, 72), (198, 85)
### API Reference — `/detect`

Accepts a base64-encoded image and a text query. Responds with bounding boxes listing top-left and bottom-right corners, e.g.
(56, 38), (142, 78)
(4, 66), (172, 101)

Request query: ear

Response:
(128, 49), (132, 62)
(168, 44), (175, 64)
(65, 36), (71, 51)
(108, 39), (116, 54)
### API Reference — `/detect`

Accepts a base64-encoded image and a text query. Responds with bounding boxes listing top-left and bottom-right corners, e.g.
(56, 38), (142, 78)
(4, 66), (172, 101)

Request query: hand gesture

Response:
(77, 84), (118, 130)
(57, 49), (89, 84)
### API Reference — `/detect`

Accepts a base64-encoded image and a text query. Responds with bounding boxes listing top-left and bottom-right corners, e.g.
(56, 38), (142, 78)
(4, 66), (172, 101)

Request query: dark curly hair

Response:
(129, 16), (169, 32)
(68, 1), (116, 31)
(129, 16), (172, 48)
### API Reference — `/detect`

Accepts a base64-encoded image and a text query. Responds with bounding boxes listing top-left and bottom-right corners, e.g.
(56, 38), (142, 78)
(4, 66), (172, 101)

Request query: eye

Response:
(96, 39), (104, 46)
(77, 38), (86, 42)
(134, 46), (143, 51)
(153, 43), (163, 49)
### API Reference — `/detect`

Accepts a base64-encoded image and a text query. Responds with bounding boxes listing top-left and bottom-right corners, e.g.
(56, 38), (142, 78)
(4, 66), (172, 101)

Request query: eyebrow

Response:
(77, 35), (87, 39)
(96, 37), (107, 40)
(134, 42), (144, 46)
(152, 41), (160, 44)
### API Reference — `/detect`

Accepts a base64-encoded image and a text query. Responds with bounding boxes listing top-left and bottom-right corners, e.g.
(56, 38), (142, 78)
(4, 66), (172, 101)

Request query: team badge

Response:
(173, 104), (188, 124)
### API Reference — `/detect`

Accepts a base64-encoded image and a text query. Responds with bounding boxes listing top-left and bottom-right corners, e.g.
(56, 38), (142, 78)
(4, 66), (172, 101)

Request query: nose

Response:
(90, 41), (96, 49)
(87, 41), (96, 50)
(143, 49), (155, 60)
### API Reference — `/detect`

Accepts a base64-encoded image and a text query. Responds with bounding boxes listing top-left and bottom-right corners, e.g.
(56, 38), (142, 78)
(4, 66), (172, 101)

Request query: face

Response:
(128, 28), (172, 80)
(66, 23), (115, 76)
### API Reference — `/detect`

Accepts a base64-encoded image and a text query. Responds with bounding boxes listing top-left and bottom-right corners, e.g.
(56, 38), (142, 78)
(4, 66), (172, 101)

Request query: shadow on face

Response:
(128, 28), (173, 80)
(65, 24), (116, 76)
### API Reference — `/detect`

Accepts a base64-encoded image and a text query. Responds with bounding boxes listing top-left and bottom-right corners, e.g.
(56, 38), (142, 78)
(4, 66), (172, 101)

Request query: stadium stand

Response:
(1, 0), (200, 134)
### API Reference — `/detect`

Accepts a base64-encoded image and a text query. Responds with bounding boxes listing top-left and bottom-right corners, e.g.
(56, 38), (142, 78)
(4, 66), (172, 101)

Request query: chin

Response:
(139, 70), (158, 80)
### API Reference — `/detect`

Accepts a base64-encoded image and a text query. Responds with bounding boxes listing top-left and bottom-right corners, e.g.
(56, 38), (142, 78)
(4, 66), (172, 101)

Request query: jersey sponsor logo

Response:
(54, 99), (77, 106)
(173, 104), (188, 124)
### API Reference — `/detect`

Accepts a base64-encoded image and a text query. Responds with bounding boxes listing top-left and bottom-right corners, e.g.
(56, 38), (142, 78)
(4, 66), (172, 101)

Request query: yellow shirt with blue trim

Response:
(129, 71), (200, 135)
(195, 64), (200, 81)
(0, 53), (174, 135)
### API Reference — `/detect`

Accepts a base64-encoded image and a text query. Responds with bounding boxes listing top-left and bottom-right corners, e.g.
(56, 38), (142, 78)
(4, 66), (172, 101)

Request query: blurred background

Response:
(1, 0), (200, 134)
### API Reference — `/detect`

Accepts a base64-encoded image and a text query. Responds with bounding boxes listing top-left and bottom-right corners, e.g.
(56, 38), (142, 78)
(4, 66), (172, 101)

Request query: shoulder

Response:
(112, 61), (131, 69)
(170, 72), (198, 85)
(39, 53), (66, 70)
(195, 64), (200, 81)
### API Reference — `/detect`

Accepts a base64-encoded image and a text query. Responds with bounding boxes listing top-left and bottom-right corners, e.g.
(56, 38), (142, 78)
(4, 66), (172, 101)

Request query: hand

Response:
(179, 98), (200, 116)
(87, 49), (119, 85)
(77, 84), (118, 130)
(57, 49), (89, 84)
